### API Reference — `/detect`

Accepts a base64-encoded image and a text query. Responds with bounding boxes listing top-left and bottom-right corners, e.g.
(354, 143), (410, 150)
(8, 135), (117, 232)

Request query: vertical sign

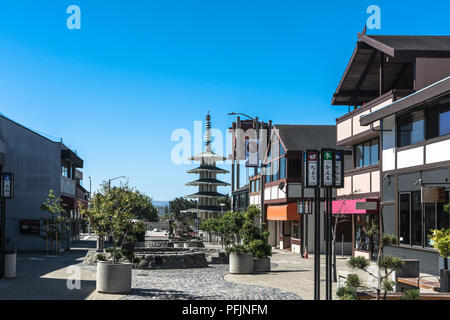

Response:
(305, 150), (319, 188)
(245, 139), (259, 167)
(334, 150), (344, 188)
(1, 173), (14, 199)
(321, 149), (335, 187)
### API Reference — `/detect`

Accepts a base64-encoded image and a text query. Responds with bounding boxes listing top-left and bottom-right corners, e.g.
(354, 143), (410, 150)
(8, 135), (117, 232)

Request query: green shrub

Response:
(346, 274), (362, 288)
(248, 239), (272, 258)
(348, 256), (369, 270)
(336, 286), (357, 300)
(121, 249), (135, 262)
(403, 289), (420, 300)
(226, 245), (249, 255)
(96, 253), (106, 261)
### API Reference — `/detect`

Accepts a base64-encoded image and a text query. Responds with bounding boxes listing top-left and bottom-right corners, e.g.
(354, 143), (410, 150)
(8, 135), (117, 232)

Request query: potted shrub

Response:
(242, 206), (272, 273)
(429, 228), (450, 292)
(80, 182), (145, 294)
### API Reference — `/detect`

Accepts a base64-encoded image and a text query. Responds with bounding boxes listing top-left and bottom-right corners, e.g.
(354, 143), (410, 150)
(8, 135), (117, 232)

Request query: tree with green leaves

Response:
(241, 206), (271, 258)
(80, 182), (145, 263)
(429, 228), (450, 270)
(217, 195), (231, 211)
(40, 189), (71, 255)
(169, 197), (197, 219)
(347, 230), (404, 300)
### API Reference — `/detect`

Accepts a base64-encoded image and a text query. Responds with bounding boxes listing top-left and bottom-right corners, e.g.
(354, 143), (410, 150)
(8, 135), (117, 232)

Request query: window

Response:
(280, 143), (286, 157)
(399, 191), (449, 248)
(397, 109), (425, 147)
(287, 157), (301, 179)
(266, 162), (272, 183)
(61, 160), (70, 178)
(272, 159), (279, 181)
(293, 222), (300, 239)
(439, 102), (450, 136)
(279, 157), (286, 179)
(354, 139), (379, 168)
(426, 99), (450, 139)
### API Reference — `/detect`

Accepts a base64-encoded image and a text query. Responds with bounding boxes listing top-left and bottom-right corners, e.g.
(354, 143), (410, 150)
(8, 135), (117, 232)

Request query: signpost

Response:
(1, 172), (14, 279)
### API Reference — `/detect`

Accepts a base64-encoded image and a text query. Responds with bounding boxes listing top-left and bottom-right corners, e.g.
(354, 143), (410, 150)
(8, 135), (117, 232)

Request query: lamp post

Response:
(220, 203), (225, 215)
(228, 112), (267, 232)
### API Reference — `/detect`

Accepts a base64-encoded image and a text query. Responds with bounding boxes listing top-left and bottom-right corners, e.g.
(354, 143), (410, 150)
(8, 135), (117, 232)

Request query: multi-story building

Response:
(262, 125), (352, 255)
(0, 113), (87, 252)
(332, 31), (450, 274)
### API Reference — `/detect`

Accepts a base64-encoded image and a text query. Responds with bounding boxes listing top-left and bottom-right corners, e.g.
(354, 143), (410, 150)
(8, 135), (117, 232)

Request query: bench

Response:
(397, 276), (441, 292)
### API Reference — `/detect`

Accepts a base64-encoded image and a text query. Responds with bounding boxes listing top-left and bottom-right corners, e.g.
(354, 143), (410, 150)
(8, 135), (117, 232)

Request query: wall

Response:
(1, 117), (62, 252)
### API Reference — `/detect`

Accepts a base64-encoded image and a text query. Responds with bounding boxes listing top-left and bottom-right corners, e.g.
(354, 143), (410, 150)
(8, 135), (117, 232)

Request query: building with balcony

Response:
(332, 31), (450, 274)
(0, 113), (87, 252)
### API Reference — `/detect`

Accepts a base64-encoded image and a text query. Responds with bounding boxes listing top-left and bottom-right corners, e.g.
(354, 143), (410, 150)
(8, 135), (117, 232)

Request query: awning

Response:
(267, 203), (299, 221)
(332, 198), (379, 215)
(61, 195), (88, 210)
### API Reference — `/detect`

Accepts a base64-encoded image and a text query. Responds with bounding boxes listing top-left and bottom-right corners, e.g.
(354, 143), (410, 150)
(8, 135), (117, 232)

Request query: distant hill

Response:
(152, 201), (170, 216)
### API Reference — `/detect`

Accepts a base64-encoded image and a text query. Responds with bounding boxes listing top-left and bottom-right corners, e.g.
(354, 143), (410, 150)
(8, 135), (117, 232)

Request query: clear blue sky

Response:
(0, 1), (448, 201)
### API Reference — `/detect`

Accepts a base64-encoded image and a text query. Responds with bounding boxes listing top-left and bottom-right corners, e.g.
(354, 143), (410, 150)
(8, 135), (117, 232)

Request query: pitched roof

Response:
(274, 125), (337, 151)
(366, 35), (450, 52)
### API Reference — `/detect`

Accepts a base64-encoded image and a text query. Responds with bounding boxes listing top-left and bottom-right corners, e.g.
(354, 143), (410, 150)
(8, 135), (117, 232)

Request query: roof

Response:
(233, 183), (249, 195)
(360, 76), (450, 125)
(187, 165), (229, 174)
(274, 125), (337, 151)
(186, 178), (230, 187)
(186, 191), (227, 199)
(189, 151), (227, 162)
(332, 33), (450, 106)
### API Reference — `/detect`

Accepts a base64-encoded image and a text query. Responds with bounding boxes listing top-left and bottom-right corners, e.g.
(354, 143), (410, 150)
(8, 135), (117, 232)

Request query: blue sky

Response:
(0, 1), (448, 200)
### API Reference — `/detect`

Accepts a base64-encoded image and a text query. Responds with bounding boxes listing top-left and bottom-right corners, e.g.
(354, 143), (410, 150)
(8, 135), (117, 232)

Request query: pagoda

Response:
(183, 112), (230, 219)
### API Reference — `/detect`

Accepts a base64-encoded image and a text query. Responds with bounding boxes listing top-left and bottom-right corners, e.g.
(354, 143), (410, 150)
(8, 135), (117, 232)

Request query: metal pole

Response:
(314, 187), (320, 300)
(327, 187), (333, 300)
(0, 198), (5, 279)
(342, 234), (344, 258)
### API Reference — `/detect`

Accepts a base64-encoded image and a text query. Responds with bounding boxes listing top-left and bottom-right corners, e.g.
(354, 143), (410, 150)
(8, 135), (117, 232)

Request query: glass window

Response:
(266, 162), (272, 183)
(437, 203), (450, 230)
(272, 159), (279, 181)
(355, 144), (363, 168)
(424, 203), (436, 248)
(293, 222), (300, 239)
(411, 191), (422, 246)
(399, 193), (410, 245)
(280, 143), (286, 157)
(370, 139), (379, 165)
(279, 157), (286, 179)
(363, 141), (371, 167)
(355, 215), (370, 251)
(287, 158), (301, 179)
(439, 103), (450, 136)
(397, 109), (425, 147)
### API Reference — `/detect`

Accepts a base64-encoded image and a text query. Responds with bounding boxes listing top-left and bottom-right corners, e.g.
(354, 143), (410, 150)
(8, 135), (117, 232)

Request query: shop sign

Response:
(321, 149), (334, 187)
(334, 150), (344, 188)
(1, 173), (14, 199)
(305, 150), (319, 188)
(421, 186), (446, 203)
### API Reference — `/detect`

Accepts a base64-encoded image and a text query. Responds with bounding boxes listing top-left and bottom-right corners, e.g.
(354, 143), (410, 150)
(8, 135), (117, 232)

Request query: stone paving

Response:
(80, 264), (301, 300)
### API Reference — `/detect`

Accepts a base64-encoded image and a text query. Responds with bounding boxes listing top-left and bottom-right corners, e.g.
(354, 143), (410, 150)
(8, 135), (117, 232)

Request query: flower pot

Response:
(96, 261), (132, 294)
(253, 257), (271, 273)
(183, 242), (197, 248)
(229, 252), (254, 274)
(4, 250), (17, 279)
(173, 242), (184, 248)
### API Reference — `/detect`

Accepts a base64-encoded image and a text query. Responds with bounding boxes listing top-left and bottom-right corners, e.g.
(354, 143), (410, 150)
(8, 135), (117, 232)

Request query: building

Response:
(332, 31), (450, 274)
(0, 113), (88, 252)
(232, 184), (249, 211)
(262, 125), (352, 254)
(184, 113), (229, 219)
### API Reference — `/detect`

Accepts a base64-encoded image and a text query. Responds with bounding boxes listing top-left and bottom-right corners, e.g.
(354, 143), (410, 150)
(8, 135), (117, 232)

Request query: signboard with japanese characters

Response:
(321, 149), (335, 187)
(334, 150), (344, 188)
(1, 172), (14, 199)
(305, 150), (319, 188)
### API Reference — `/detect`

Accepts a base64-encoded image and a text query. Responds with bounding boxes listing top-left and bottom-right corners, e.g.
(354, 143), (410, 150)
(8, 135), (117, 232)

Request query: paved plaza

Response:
(0, 238), (354, 300)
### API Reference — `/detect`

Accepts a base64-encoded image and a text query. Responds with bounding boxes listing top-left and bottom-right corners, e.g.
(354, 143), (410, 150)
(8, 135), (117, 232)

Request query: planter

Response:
(173, 242), (184, 248)
(183, 242), (197, 248)
(253, 257), (271, 273)
(4, 250), (17, 279)
(96, 261), (132, 294)
(229, 252), (254, 274)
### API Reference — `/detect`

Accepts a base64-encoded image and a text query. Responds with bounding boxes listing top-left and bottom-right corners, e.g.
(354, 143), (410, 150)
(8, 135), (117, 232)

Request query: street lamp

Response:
(227, 112), (266, 232)
(219, 203), (225, 215)
(108, 176), (127, 190)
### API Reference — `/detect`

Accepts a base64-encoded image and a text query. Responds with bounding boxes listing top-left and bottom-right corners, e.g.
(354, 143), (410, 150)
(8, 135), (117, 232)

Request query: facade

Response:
(184, 113), (229, 219)
(232, 184), (249, 211)
(0, 113), (87, 252)
(332, 31), (450, 274)
(262, 125), (352, 255)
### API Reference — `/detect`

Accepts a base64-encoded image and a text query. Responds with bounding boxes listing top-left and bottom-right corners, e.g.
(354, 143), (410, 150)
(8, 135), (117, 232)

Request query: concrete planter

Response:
(5, 250), (17, 279)
(96, 261), (132, 294)
(253, 257), (271, 273)
(229, 252), (254, 274)
(184, 242), (197, 248)
(173, 242), (184, 248)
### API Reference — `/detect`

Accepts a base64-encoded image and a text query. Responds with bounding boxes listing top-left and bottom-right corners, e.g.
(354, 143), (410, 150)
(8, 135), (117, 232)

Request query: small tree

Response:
(429, 228), (450, 270)
(347, 231), (404, 300)
(241, 206), (271, 258)
(40, 190), (70, 255)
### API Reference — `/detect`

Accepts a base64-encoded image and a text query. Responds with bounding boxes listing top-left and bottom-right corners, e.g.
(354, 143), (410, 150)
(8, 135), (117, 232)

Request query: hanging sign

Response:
(321, 149), (335, 188)
(1, 173), (14, 199)
(334, 150), (344, 188)
(305, 150), (319, 188)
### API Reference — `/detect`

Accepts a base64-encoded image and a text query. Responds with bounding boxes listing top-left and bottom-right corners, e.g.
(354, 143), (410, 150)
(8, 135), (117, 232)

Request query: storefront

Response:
(266, 203), (302, 253)
(332, 198), (380, 260)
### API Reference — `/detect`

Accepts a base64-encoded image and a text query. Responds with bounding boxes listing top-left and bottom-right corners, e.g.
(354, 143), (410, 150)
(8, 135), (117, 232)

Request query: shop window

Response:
(397, 109), (425, 147)
(411, 191), (422, 247)
(293, 222), (300, 239)
(426, 99), (450, 138)
(355, 215), (370, 251)
(399, 193), (410, 245)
